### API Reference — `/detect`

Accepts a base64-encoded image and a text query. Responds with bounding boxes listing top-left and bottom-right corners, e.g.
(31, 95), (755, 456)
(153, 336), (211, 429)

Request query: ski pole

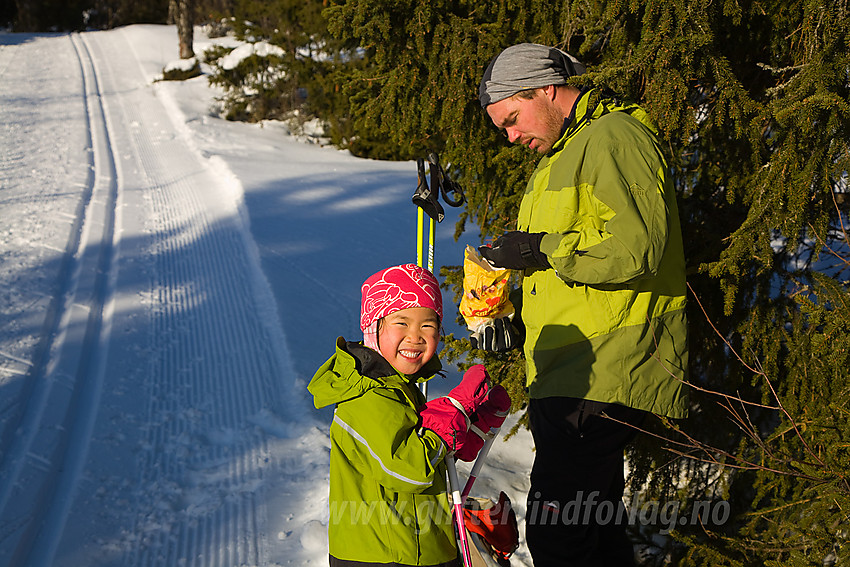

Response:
(417, 209), (430, 398)
(460, 428), (500, 501)
(413, 158), (436, 396)
(428, 215), (435, 273)
(412, 153), (466, 273)
(417, 206), (424, 268)
(446, 456), (474, 567)
(425, 155), (438, 274)
(411, 154), (465, 396)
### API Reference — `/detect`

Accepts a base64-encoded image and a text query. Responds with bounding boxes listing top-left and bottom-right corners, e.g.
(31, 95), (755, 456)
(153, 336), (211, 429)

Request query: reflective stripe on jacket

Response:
(518, 89), (689, 418)
(308, 338), (457, 565)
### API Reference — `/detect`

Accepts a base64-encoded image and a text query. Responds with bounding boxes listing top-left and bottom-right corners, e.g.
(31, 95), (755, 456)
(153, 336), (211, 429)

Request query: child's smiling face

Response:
(378, 307), (440, 375)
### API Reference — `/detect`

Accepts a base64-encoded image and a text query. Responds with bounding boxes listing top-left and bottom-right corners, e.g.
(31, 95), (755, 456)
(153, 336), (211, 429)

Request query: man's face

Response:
(486, 88), (565, 153)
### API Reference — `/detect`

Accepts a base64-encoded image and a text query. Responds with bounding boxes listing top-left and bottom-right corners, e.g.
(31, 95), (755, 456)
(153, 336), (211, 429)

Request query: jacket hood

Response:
(308, 337), (442, 409)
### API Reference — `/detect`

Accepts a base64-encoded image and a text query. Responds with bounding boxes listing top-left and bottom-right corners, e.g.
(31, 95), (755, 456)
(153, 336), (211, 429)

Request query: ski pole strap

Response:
(446, 396), (472, 427)
(469, 423), (495, 441)
(427, 152), (465, 207)
(412, 157), (445, 222)
(411, 153), (465, 222)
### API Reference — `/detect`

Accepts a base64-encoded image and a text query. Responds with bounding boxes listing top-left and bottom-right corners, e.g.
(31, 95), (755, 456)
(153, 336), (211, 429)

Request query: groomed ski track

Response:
(0, 29), (121, 566)
(0, 28), (311, 567)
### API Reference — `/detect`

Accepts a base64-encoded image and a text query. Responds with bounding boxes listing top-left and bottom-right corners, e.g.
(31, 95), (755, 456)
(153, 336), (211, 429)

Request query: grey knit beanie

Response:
(478, 43), (586, 107)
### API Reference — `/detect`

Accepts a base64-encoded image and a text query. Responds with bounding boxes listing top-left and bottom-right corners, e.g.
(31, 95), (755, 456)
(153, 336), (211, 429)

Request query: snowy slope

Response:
(0, 25), (534, 567)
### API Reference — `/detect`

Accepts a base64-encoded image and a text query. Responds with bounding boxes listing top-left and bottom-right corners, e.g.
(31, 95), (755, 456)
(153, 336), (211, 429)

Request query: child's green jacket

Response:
(308, 338), (457, 565)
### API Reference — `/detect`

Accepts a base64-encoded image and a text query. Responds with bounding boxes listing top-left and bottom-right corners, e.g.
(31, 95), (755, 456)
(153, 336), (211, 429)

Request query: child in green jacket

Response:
(308, 264), (506, 566)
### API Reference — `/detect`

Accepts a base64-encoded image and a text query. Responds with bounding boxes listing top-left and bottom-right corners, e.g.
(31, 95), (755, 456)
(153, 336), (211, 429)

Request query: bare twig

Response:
(686, 282), (763, 376)
(602, 412), (825, 483)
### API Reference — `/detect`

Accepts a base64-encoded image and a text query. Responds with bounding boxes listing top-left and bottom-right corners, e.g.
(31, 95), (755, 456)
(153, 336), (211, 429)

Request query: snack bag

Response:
(459, 245), (514, 333)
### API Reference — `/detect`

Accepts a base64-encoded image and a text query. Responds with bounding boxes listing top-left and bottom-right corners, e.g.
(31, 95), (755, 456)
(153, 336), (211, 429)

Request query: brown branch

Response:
(686, 282), (763, 376)
(742, 497), (815, 517)
(660, 446), (823, 482)
(806, 221), (850, 270)
(645, 299), (778, 409)
(607, 282), (842, 491)
(756, 354), (828, 469)
(684, 284), (831, 469)
(602, 412), (825, 483)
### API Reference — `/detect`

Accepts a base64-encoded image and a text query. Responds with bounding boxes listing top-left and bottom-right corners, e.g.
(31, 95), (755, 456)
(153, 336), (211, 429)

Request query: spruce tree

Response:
(325, 0), (850, 563)
(202, 0), (365, 145)
(11, 0), (89, 30)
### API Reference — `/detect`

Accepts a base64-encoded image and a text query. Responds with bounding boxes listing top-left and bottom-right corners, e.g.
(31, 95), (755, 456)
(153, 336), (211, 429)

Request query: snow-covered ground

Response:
(0, 24), (534, 566)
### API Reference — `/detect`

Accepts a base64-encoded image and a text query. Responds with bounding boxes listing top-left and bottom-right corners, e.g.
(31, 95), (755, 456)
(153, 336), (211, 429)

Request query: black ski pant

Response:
(525, 396), (646, 567)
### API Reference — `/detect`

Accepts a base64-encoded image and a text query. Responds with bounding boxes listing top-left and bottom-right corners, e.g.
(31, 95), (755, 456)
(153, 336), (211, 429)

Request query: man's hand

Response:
(478, 231), (550, 270)
(470, 317), (524, 352)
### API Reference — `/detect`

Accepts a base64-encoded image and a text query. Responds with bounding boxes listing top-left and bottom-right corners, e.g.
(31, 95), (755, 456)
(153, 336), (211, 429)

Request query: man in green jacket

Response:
(475, 43), (689, 566)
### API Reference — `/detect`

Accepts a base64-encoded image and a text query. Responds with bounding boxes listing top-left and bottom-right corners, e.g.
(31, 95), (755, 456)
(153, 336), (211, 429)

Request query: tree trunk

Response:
(167, 0), (177, 25)
(176, 0), (194, 59)
(13, 0), (36, 31)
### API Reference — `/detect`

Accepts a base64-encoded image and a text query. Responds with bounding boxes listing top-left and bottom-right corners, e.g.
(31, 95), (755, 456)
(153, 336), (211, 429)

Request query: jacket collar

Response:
(337, 337), (443, 384)
(550, 87), (598, 155)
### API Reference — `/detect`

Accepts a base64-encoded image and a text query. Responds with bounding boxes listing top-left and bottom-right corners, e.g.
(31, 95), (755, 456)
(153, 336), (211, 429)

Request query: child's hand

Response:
(419, 365), (494, 456)
(419, 397), (469, 453)
(446, 364), (491, 415)
(454, 385), (511, 462)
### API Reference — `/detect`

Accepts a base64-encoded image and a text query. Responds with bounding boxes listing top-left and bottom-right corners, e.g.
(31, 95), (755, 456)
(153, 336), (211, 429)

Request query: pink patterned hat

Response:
(361, 264), (443, 351)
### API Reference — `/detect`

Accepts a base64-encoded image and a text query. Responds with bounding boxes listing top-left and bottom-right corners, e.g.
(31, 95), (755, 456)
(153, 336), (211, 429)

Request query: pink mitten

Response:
(419, 365), (493, 455)
(454, 385), (511, 462)
(419, 397), (469, 453)
(447, 364), (491, 415)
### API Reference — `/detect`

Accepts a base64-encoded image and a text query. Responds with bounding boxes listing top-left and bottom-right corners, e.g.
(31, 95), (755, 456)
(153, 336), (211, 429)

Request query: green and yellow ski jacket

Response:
(518, 88), (689, 418)
(308, 338), (457, 565)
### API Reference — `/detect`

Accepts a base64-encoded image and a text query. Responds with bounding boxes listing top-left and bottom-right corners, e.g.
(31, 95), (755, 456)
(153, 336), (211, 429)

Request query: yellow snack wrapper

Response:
(459, 245), (514, 332)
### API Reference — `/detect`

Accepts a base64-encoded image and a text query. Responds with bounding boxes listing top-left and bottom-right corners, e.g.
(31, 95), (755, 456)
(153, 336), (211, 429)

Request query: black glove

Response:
(478, 231), (550, 270)
(470, 317), (524, 352)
